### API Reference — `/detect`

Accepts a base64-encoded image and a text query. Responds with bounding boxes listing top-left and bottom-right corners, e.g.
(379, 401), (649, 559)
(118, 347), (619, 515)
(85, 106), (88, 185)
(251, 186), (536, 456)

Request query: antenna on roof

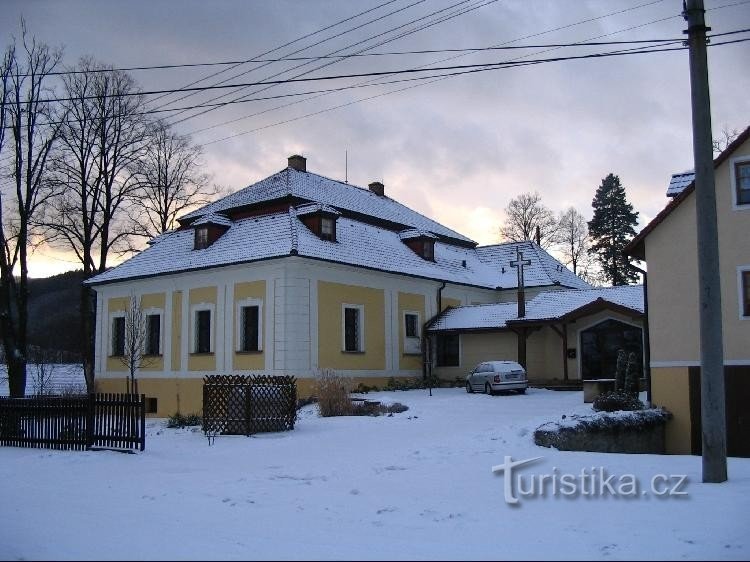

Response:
(345, 149), (348, 183)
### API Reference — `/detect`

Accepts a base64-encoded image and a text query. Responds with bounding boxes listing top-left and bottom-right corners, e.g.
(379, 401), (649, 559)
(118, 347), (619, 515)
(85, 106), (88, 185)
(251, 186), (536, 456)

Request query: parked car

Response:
(466, 361), (527, 395)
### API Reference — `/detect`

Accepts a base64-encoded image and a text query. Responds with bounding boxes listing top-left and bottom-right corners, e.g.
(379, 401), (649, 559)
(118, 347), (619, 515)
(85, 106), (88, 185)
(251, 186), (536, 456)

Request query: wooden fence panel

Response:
(0, 393), (145, 452)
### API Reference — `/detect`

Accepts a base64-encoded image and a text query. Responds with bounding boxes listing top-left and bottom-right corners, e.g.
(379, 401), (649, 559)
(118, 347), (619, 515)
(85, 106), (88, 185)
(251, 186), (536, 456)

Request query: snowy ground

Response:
(1, 388), (748, 560)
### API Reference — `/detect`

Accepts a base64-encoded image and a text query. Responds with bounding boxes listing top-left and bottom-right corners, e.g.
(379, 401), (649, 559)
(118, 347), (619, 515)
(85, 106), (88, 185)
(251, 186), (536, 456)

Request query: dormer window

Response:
(191, 213), (232, 250)
(399, 229), (437, 261)
(296, 203), (340, 242)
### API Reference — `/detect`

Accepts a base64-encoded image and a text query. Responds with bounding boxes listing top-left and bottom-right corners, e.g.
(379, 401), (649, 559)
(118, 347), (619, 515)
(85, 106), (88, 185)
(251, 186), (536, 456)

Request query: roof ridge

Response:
(288, 206), (298, 255)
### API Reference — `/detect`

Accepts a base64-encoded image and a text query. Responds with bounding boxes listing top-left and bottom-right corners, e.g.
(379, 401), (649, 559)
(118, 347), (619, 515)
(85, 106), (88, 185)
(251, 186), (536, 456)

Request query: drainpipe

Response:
(423, 281), (447, 397)
(630, 264), (651, 406)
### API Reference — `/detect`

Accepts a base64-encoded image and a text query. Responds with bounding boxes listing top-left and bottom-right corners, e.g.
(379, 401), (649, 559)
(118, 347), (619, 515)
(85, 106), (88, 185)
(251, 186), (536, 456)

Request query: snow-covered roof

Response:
(295, 203), (340, 217)
(87, 211), (592, 291)
(180, 166), (474, 244)
(666, 171), (694, 197)
(192, 213), (232, 227)
(0, 364), (86, 396)
(428, 285), (643, 331)
(399, 228), (437, 241)
(475, 242), (591, 290)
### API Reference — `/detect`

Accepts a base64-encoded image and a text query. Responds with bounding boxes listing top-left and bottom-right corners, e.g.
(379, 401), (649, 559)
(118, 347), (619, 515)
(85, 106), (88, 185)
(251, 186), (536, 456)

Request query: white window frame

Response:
(403, 310), (421, 355)
(236, 298), (263, 352)
(738, 266), (750, 320)
(143, 307), (164, 356)
(730, 155), (750, 210)
(109, 311), (126, 357)
(341, 304), (365, 352)
(190, 303), (215, 354)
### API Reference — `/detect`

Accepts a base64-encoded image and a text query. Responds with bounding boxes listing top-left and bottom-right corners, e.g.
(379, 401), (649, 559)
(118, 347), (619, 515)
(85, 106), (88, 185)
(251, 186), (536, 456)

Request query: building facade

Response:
(89, 155), (593, 416)
(626, 126), (750, 456)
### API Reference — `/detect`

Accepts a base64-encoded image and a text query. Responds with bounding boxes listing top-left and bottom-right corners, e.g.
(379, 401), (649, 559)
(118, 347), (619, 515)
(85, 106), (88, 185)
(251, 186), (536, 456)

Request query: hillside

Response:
(26, 269), (85, 358)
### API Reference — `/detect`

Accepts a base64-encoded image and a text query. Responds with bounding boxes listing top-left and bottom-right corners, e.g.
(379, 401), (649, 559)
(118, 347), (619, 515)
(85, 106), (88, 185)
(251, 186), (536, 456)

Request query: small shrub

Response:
(350, 400), (409, 416)
(296, 396), (317, 410)
(315, 369), (354, 417)
(167, 412), (202, 428)
(355, 383), (379, 394)
(592, 391), (644, 413)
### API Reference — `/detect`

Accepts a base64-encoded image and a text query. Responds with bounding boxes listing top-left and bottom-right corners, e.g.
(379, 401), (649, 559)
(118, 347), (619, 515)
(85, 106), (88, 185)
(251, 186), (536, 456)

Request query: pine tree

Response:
(587, 173), (639, 285)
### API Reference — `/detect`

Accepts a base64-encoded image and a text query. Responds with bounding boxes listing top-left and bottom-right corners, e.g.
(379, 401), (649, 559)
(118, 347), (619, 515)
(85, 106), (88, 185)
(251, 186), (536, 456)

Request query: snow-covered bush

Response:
(592, 390), (644, 412)
(167, 413), (202, 428)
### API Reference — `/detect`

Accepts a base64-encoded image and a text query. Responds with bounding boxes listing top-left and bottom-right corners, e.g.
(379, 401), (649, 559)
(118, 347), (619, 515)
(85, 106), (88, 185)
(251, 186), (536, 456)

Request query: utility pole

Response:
(683, 0), (727, 483)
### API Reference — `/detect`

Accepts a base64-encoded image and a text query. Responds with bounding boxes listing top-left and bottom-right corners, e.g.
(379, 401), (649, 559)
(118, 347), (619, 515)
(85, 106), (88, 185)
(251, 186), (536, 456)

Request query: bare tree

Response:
(713, 126), (740, 155)
(120, 296), (153, 394)
(28, 346), (58, 395)
(42, 57), (148, 391)
(556, 207), (589, 275)
(130, 119), (217, 238)
(0, 26), (64, 397)
(498, 192), (558, 249)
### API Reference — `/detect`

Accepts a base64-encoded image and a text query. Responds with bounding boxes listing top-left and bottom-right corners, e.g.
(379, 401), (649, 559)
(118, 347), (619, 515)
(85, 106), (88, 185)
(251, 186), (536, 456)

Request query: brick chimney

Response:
(368, 181), (385, 196)
(288, 154), (306, 172)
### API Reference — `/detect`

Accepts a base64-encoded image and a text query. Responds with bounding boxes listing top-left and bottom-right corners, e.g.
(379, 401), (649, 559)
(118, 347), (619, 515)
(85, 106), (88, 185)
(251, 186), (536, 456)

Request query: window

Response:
(146, 314), (161, 355)
(405, 313), (419, 338)
(404, 312), (421, 354)
(321, 217), (335, 241)
(343, 305), (363, 352)
(422, 240), (434, 261)
(436, 333), (459, 366)
(111, 316), (125, 357)
(195, 309), (212, 353)
(741, 270), (750, 318)
(736, 161), (750, 206)
(240, 305), (260, 352)
(195, 227), (209, 249)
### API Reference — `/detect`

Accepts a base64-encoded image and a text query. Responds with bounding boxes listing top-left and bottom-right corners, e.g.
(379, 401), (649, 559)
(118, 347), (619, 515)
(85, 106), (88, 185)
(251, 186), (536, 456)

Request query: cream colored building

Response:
(626, 126), (750, 456)
(89, 155), (599, 416)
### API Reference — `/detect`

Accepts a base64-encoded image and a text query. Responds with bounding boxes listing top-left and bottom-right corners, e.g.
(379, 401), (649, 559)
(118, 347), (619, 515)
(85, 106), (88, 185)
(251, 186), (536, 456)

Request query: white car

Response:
(466, 361), (527, 395)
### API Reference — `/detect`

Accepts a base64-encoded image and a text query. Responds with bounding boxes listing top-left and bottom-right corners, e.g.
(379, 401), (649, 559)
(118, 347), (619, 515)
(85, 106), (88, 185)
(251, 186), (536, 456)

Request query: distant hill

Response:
(27, 269), (85, 358)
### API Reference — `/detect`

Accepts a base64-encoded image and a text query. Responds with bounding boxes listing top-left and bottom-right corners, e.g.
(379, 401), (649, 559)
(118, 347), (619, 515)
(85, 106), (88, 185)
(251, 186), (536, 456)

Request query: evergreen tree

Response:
(587, 173), (639, 285)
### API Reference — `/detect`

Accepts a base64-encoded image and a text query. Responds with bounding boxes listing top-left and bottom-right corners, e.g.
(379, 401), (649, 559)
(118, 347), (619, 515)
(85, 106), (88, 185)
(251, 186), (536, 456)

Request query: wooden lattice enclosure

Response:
(202, 375), (296, 442)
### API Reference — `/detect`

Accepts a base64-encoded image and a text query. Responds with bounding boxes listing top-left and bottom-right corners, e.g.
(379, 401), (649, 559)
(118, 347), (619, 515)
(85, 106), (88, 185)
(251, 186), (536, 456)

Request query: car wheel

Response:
(485, 383), (493, 396)
(466, 382), (473, 393)
(517, 388), (527, 395)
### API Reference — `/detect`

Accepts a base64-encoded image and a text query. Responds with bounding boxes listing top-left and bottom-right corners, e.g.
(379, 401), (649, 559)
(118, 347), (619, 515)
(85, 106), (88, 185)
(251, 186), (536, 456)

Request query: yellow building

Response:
(626, 126), (750, 457)
(88, 155), (594, 416)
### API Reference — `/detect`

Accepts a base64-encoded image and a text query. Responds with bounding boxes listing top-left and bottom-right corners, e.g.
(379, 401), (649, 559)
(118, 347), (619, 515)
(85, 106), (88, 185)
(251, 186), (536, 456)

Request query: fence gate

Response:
(203, 375), (296, 443)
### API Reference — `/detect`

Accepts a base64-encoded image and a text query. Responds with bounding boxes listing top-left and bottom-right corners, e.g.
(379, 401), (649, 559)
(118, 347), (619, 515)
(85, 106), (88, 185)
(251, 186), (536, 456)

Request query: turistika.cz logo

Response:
(491, 456), (689, 505)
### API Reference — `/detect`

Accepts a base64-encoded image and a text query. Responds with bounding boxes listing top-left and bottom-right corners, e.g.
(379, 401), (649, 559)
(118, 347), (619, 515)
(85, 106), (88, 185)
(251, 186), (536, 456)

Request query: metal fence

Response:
(0, 393), (146, 452)
(202, 375), (296, 443)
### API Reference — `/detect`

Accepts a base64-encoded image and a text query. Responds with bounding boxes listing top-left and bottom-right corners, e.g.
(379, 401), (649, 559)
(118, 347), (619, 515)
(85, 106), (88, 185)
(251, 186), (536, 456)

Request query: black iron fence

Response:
(0, 393), (146, 452)
(203, 375), (296, 442)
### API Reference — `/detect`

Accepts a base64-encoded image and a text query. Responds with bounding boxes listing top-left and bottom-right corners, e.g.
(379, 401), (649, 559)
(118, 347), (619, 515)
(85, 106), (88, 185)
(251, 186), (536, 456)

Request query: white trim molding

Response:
(190, 302), (216, 354)
(730, 154), (750, 211)
(341, 303), (365, 352)
(236, 297), (264, 352)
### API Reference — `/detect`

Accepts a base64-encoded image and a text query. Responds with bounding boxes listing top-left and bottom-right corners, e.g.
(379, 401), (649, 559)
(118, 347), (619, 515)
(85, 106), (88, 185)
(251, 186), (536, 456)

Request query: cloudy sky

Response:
(2, 0), (749, 277)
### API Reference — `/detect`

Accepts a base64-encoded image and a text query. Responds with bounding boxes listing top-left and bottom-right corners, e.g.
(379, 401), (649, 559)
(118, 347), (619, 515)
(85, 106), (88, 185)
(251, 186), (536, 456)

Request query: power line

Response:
(184, 0), (680, 136)
(198, 38), (747, 146)
(164, 0), (497, 125)
(145, 0), (406, 108)
(149, 0), (432, 113)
